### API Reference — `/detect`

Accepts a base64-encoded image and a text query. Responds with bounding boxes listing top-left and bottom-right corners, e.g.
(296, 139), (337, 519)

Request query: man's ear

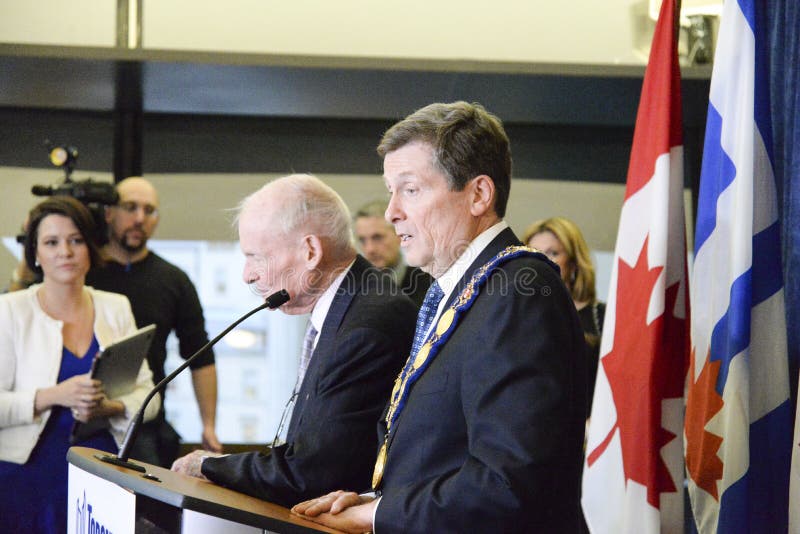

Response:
(303, 234), (324, 269)
(104, 205), (113, 224)
(468, 175), (496, 217)
(150, 211), (161, 232)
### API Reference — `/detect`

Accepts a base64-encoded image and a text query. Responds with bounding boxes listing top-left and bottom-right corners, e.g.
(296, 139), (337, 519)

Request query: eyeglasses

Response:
(117, 201), (158, 218)
(270, 390), (298, 449)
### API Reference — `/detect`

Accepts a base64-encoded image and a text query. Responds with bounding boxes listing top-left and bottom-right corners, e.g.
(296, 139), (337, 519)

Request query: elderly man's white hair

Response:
(236, 173), (355, 255)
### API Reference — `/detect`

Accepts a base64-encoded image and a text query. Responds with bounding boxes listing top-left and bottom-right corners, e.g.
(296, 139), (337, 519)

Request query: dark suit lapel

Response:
(286, 256), (370, 437)
(315, 257), (368, 355)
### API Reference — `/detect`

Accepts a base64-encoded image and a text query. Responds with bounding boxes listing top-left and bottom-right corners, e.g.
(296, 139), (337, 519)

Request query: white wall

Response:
(0, 1), (117, 47)
(1, 0), (648, 65)
(143, 0), (644, 65)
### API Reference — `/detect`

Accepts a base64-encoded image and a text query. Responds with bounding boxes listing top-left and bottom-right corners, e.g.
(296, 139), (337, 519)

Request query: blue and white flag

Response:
(685, 0), (793, 532)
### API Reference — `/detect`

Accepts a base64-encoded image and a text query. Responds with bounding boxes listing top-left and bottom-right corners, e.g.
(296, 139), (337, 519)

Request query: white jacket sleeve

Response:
(0, 300), (35, 428)
(0, 291), (46, 429)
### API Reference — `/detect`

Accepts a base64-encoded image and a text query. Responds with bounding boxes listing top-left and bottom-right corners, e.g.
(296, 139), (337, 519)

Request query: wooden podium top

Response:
(68, 447), (344, 534)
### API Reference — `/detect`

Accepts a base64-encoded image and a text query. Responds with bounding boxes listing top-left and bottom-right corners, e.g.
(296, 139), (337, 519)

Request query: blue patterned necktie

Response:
(411, 281), (444, 358)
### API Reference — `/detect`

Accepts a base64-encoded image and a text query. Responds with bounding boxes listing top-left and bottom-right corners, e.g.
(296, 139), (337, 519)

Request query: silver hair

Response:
(235, 174), (355, 254)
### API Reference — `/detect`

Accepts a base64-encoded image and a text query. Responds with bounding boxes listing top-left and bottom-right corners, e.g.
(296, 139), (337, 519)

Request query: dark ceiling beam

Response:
(0, 43), (711, 127)
(112, 0), (144, 182)
(113, 62), (143, 182)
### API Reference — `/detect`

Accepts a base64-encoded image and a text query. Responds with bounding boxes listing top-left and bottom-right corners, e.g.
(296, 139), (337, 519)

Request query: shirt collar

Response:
(308, 259), (355, 348)
(435, 220), (508, 302)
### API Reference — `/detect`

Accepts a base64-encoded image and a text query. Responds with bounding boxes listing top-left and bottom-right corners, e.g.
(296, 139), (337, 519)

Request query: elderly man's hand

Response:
(292, 491), (376, 534)
(171, 449), (220, 479)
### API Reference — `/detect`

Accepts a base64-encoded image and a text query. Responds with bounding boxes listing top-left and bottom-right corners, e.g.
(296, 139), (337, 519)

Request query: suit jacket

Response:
(374, 228), (588, 533)
(202, 255), (417, 507)
(399, 265), (433, 307)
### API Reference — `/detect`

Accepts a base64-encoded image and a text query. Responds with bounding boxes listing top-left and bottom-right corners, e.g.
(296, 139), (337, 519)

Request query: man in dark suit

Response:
(293, 102), (588, 533)
(354, 199), (432, 307)
(171, 173), (417, 507)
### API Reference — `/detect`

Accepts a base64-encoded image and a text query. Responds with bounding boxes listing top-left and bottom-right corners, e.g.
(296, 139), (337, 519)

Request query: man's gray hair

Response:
(237, 174), (355, 254)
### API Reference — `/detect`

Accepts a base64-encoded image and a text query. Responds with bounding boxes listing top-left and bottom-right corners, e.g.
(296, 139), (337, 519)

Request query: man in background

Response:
(354, 199), (432, 306)
(86, 176), (221, 467)
(171, 174), (416, 507)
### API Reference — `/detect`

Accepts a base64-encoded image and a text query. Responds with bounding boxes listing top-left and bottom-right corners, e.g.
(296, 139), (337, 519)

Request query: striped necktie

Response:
(274, 321), (317, 445)
(295, 321), (318, 390)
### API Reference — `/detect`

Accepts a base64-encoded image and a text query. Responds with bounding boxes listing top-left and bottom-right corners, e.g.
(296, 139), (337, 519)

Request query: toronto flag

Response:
(685, 0), (793, 532)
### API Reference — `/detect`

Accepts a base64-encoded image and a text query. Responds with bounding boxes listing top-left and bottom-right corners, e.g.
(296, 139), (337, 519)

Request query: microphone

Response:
(96, 289), (290, 472)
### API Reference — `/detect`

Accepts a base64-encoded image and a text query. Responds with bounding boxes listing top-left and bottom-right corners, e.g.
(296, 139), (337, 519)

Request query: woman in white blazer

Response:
(0, 196), (159, 533)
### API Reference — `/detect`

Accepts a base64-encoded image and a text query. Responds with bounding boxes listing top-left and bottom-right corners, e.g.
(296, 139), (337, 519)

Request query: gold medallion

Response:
(413, 343), (431, 368)
(435, 308), (455, 336)
(372, 441), (387, 489)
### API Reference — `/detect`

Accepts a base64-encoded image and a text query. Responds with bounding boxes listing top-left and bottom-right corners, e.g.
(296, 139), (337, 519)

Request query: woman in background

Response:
(0, 196), (159, 533)
(524, 216), (605, 415)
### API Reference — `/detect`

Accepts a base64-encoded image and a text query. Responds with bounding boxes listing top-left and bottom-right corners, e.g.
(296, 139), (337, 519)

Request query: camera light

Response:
(49, 146), (78, 167)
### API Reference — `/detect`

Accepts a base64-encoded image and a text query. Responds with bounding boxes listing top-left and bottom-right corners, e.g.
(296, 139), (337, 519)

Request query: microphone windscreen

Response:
(265, 289), (290, 309)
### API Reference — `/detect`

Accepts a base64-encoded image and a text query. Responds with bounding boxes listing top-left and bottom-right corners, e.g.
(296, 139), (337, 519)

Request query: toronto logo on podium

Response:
(75, 490), (114, 534)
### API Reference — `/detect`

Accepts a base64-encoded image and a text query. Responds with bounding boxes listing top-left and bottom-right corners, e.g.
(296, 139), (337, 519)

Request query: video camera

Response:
(31, 179), (119, 206)
(18, 142), (120, 245)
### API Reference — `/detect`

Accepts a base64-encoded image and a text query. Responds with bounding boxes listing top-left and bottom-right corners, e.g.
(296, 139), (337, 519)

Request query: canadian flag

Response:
(581, 0), (690, 532)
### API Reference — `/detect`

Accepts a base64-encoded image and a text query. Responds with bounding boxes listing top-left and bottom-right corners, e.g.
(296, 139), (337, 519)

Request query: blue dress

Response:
(0, 336), (119, 533)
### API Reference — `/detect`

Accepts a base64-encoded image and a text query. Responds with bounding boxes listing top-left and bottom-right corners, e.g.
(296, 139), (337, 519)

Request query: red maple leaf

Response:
(684, 349), (724, 499)
(587, 237), (688, 508)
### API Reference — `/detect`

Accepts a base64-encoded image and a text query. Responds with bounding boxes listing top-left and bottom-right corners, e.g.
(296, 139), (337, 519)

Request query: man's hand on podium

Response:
(171, 449), (223, 480)
(292, 490), (376, 534)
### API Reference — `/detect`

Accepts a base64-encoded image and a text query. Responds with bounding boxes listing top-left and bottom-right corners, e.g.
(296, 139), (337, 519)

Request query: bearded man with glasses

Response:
(86, 176), (221, 468)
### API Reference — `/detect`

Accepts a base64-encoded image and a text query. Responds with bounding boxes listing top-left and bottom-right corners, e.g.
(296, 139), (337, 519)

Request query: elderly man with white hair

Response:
(172, 174), (417, 507)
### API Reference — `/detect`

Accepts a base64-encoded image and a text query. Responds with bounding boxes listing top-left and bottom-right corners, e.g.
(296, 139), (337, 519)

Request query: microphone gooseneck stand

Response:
(96, 289), (290, 472)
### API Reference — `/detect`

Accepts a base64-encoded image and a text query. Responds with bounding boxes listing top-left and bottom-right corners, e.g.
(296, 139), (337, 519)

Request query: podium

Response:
(67, 447), (344, 534)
